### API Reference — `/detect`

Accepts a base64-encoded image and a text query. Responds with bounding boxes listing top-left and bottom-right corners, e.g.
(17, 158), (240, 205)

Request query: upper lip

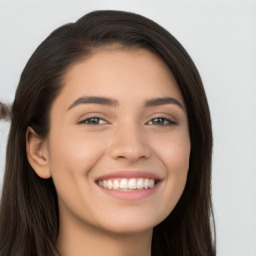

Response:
(95, 170), (162, 181)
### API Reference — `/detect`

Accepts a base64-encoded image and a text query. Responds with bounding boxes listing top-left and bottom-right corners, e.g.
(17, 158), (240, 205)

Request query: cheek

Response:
(156, 131), (190, 211)
(48, 129), (107, 176)
(166, 133), (190, 185)
(46, 130), (108, 216)
(157, 128), (190, 173)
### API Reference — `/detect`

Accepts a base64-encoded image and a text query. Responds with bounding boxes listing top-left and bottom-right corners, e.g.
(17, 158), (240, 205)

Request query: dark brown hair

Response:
(0, 10), (215, 256)
(0, 103), (10, 120)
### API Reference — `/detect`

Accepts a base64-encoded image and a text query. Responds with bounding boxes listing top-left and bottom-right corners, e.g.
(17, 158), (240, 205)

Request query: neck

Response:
(57, 215), (153, 256)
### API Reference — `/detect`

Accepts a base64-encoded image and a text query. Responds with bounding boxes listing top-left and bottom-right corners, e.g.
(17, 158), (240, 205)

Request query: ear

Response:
(26, 127), (52, 179)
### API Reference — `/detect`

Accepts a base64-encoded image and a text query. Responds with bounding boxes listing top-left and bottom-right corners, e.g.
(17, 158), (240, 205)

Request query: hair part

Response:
(0, 10), (215, 256)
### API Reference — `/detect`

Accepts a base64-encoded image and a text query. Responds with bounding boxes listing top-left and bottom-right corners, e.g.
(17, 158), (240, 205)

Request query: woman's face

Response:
(44, 47), (190, 234)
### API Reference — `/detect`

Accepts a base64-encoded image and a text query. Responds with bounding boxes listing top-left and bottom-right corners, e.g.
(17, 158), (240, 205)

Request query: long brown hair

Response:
(0, 10), (215, 256)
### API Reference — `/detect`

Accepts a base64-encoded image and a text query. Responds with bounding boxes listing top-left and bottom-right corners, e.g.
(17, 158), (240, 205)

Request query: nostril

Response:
(117, 156), (126, 159)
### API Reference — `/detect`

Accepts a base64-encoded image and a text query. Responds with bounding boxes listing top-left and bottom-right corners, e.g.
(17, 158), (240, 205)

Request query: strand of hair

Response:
(0, 102), (11, 120)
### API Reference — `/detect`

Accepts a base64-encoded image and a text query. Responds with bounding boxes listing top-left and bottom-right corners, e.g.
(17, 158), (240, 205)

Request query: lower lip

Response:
(96, 182), (161, 201)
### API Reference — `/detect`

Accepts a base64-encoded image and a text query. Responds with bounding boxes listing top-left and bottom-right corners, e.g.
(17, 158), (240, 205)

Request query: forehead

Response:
(56, 47), (185, 109)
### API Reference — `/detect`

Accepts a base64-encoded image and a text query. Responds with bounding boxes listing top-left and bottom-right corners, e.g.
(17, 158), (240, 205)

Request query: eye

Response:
(78, 117), (108, 125)
(147, 117), (176, 126)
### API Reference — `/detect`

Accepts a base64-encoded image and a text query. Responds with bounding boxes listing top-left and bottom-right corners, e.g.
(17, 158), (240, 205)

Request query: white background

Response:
(0, 1), (256, 255)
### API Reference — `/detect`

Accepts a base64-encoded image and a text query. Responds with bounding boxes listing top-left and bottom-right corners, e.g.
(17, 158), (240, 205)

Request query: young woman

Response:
(0, 10), (215, 256)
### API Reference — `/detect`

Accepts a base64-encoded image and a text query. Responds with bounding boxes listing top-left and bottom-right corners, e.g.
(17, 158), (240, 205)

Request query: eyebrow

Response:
(144, 97), (184, 109)
(67, 96), (119, 110)
(67, 96), (184, 111)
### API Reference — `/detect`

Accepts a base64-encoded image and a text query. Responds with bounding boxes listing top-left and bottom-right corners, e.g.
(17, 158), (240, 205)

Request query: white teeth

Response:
(148, 179), (155, 188)
(144, 178), (149, 189)
(113, 180), (119, 190)
(120, 178), (128, 189)
(103, 180), (108, 188)
(98, 178), (157, 190)
(136, 178), (144, 189)
(107, 180), (113, 189)
(128, 178), (137, 189)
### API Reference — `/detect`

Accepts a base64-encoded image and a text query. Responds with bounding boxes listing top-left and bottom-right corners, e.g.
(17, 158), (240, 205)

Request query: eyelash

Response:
(78, 117), (108, 125)
(146, 117), (177, 126)
(78, 116), (177, 126)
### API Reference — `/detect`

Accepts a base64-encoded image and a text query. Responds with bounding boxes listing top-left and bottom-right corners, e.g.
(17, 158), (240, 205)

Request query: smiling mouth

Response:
(97, 178), (159, 191)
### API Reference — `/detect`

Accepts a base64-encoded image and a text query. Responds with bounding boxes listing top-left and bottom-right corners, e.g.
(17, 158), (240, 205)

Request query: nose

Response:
(108, 123), (151, 162)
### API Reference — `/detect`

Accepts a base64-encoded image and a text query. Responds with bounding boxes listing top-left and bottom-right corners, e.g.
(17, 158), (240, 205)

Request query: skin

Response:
(27, 47), (191, 256)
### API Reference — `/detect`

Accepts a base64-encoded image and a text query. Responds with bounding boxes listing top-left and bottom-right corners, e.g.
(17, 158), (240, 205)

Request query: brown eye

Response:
(147, 117), (176, 126)
(79, 117), (107, 125)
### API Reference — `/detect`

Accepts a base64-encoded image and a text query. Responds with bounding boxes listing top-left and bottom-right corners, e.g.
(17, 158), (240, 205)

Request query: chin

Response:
(96, 214), (165, 235)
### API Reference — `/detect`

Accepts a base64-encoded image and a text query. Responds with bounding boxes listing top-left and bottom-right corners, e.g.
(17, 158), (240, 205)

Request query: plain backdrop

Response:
(0, 1), (256, 255)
